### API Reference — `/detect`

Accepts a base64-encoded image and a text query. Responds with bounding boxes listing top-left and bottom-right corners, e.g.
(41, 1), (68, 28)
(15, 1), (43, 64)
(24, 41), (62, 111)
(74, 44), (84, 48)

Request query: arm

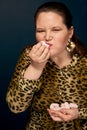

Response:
(6, 46), (42, 113)
(78, 108), (87, 119)
(48, 56), (87, 121)
(78, 56), (87, 119)
(6, 42), (50, 114)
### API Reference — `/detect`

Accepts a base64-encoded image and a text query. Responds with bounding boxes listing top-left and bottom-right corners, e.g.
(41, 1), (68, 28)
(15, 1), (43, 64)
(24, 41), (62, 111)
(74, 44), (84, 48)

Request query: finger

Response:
(48, 109), (70, 121)
(50, 115), (62, 122)
(32, 42), (42, 54)
(47, 109), (62, 118)
(60, 108), (68, 114)
(36, 45), (48, 57)
(39, 47), (50, 61)
(33, 41), (48, 54)
(29, 43), (45, 60)
(56, 111), (73, 122)
(47, 109), (63, 122)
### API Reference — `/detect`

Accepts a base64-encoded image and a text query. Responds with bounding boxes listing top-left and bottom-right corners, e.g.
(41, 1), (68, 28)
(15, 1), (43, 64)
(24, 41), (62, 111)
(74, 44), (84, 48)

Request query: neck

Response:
(51, 51), (72, 68)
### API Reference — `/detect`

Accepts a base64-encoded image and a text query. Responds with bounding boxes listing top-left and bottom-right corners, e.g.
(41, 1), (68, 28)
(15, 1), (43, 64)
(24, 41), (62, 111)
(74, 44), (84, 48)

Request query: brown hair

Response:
(34, 2), (87, 56)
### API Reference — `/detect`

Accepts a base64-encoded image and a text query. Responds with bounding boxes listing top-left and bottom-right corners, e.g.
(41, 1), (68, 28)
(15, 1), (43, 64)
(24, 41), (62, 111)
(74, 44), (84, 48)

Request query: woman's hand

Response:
(29, 41), (50, 69)
(47, 108), (79, 122)
(24, 41), (50, 80)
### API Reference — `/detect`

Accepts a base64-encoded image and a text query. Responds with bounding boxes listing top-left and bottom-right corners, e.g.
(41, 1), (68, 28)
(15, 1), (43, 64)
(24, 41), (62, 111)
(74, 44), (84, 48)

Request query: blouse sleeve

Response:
(78, 56), (87, 119)
(78, 108), (87, 119)
(6, 46), (42, 113)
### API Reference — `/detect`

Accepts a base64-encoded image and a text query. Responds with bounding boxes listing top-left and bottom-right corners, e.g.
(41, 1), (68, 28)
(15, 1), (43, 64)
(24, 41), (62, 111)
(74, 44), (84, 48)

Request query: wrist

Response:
(30, 61), (46, 70)
(24, 63), (44, 80)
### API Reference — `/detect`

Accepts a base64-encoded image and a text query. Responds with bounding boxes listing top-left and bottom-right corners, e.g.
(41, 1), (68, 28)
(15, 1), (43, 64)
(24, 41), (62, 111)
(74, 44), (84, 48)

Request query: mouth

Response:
(46, 43), (52, 48)
(41, 41), (52, 48)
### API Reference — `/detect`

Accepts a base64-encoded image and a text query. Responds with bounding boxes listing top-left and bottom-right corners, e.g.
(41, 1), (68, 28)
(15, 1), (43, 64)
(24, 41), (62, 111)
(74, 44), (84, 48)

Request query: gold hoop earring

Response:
(66, 40), (75, 53)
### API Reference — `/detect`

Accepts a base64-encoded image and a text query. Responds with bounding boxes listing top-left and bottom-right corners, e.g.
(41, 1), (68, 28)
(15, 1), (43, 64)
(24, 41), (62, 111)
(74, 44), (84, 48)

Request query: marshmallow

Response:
(61, 102), (70, 109)
(50, 103), (61, 110)
(50, 102), (78, 110)
(41, 41), (49, 47)
(69, 103), (78, 108)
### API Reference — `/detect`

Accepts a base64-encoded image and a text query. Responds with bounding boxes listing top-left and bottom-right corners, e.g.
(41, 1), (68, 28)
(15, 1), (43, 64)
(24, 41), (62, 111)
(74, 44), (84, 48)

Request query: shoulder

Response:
(19, 43), (35, 56)
(21, 44), (33, 53)
(77, 54), (87, 68)
(80, 55), (87, 63)
(74, 54), (87, 77)
(17, 44), (34, 61)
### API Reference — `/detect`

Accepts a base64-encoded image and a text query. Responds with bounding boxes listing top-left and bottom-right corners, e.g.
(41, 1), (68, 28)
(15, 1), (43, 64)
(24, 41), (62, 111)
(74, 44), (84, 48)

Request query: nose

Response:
(44, 31), (52, 41)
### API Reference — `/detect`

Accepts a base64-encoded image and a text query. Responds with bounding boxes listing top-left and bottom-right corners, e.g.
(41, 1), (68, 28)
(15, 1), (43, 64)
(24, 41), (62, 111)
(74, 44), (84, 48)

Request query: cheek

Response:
(53, 37), (68, 51)
(55, 35), (68, 46)
(56, 42), (67, 51)
(36, 34), (43, 41)
(54, 43), (66, 51)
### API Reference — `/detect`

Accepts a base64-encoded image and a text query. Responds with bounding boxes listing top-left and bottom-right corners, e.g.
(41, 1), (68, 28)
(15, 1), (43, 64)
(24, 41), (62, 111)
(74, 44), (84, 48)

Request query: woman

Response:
(6, 2), (87, 130)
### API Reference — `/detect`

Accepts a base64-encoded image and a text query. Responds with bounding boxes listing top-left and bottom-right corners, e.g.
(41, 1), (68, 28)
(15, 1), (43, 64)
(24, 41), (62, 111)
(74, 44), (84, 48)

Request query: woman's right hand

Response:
(29, 41), (50, 70)
(24, 41), (50, 80)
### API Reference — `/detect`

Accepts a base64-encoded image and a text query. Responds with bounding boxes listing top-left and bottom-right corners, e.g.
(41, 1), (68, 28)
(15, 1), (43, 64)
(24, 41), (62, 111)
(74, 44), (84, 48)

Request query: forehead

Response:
(36, 12), (65, 26)
(37, 11), (63, 18)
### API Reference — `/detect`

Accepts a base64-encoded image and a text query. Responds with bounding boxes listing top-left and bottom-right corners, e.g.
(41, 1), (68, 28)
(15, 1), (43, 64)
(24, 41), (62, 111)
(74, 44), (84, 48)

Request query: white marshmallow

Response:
(41, 41), (49, 47)
(61, 102), (70, 109)
(70, 103), (78, 108)
(50, 103), (60, 110)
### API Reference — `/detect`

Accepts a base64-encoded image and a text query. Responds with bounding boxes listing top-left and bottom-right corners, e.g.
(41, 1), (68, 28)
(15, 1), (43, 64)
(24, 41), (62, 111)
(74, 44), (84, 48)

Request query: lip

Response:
(46, 43), (52, 47)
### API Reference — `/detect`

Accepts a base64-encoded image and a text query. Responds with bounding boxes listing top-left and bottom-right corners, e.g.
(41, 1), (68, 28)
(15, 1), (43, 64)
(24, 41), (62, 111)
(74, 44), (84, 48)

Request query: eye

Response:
(53, 29), (61, 32)
(36, 29), (45, 33)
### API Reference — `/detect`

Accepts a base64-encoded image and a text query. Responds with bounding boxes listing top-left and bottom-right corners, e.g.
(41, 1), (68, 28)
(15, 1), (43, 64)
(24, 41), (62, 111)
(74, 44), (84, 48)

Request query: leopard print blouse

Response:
(6, 46), (87, 130)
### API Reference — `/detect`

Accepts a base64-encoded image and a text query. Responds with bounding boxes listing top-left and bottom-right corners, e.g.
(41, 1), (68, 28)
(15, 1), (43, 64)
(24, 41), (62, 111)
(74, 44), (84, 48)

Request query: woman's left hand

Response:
(47, 108), (79, 122)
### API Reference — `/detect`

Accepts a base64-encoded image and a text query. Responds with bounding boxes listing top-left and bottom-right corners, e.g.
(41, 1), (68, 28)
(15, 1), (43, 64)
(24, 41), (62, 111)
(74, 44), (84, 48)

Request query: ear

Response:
(69, 26), (74, 39)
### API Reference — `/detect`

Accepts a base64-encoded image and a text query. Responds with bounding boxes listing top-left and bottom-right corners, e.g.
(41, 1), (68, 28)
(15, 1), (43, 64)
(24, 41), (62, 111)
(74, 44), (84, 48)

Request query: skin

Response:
(24, 11), (79, 121)
(47, 108), (79, 122)
(35, 12), (74, 67)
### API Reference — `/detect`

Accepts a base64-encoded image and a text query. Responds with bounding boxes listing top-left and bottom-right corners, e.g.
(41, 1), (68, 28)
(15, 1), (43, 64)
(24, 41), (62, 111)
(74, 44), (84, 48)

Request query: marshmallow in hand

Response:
(50, 103), (61, 110)
(41, 41), (49, 47)
(69, 103), (78, 108)
(61, 102), (70, 109)
(50, 102), (78, 111)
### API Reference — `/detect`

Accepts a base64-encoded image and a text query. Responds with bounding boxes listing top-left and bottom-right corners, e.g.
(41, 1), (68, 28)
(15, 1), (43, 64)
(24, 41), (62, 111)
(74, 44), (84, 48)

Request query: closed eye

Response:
(36, 30), (45, 33)
(52, 29), (61, 32)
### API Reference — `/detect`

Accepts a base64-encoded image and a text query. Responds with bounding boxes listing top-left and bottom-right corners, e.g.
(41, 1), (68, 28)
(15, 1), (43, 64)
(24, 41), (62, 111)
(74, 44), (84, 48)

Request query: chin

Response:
(50, 53), (57, 58)
(50, 50), (57, 56)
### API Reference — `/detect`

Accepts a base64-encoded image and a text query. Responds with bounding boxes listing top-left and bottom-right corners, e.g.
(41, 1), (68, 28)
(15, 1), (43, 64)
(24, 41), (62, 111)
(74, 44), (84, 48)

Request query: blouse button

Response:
(60, 71), (63, 74)
(60, 92), (62, 95)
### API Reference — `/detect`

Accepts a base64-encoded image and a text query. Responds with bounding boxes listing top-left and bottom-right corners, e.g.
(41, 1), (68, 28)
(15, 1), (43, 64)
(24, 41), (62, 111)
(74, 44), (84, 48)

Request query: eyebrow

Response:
(36, 26), (61, 29)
